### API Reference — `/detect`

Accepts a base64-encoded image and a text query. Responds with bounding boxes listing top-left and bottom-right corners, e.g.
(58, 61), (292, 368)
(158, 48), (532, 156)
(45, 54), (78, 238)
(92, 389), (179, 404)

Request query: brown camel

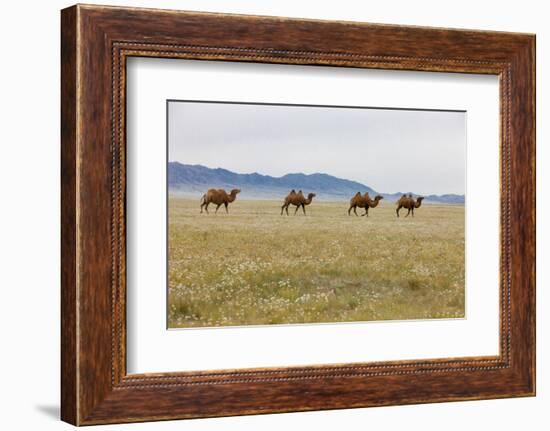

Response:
(200, 188), (240, 214)
(280, 190), (316, 215)
(396, 194), (424, 217)
(348, 192), (369, 216)
(348, 192), (383, 217)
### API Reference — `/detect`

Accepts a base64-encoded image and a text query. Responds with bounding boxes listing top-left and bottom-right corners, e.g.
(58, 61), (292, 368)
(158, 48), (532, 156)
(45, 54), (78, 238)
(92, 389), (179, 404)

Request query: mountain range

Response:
(168, 162), (464, 204)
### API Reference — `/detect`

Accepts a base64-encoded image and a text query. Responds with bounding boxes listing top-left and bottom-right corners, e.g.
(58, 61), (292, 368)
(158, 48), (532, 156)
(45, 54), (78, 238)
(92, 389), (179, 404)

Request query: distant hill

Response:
(168, 162), (464, 204)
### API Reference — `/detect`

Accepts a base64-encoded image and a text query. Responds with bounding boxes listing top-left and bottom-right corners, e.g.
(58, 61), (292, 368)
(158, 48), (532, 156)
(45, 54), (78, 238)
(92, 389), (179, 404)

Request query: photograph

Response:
(167, 100), (466, 328)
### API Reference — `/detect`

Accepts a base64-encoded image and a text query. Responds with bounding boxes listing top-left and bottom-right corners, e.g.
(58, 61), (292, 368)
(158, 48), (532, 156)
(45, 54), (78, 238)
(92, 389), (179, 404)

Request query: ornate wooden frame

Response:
(61, 4), (535, 425)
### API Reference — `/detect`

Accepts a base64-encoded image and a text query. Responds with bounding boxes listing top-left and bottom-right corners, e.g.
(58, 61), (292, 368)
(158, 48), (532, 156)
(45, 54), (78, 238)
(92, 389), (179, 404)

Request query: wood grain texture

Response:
(60, 4), (535, 425)
(60, 5), (78, 425)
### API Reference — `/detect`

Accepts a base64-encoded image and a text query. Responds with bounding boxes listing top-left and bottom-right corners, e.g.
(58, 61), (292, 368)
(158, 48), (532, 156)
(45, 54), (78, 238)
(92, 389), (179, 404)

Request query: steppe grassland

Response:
(168, 197), (465, 328)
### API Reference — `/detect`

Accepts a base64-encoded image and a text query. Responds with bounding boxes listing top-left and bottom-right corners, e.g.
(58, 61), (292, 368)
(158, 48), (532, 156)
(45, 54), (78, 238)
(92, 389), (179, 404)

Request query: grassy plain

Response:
(168, 198), (465, 328)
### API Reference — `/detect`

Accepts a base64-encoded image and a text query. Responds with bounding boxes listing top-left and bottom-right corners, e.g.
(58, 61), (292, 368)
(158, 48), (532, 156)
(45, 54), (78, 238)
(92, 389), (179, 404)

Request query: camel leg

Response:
(411, 207), (414, 217)
(396, 206), (400, 217)
(361, 208), (368, 217)
(281, 204), (285, 215)
(204, 203), (210, 214)
(353, 207), (358, 216)
(294, 205), (300, 215)
(215, 204), (221, 213)
(302, 204), (306, 215)
(200, 203), (204, 213)
(348, 206), (353, 216)
(285, 205), (289, 216)
(405, 208), (411, 217)
(224, 202), (229, 214)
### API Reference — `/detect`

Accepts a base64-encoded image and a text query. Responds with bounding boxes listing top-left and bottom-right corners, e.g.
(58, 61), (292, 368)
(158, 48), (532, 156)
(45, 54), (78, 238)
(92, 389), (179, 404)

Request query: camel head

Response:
(307, 193), (316, 199)
(230, 188), (241, 196)
(374, 195), (384, 201)
(414, 196), (424, 208)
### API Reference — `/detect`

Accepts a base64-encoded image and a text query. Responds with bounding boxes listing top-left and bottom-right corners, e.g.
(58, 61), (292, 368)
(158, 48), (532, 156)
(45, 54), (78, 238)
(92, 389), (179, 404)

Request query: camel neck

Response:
(366, 197), (380, 207)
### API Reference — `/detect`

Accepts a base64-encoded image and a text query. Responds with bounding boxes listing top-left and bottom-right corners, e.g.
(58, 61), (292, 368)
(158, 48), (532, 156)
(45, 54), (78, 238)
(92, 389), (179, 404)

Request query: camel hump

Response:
(290, 189), (296, 194)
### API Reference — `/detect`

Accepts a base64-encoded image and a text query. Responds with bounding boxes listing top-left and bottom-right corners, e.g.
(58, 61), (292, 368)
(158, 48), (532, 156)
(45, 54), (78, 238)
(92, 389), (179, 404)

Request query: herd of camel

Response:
(199, 188), (425, 217)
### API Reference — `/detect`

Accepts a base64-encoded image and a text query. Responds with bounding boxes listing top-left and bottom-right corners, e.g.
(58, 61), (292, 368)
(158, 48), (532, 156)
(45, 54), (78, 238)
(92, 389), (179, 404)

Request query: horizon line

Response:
(167, 191), (465, 204)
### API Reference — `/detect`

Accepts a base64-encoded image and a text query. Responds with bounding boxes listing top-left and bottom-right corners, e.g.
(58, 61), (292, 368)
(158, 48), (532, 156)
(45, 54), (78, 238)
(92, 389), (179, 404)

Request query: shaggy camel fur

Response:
(348, 192), (384, 217)
(200, 188), (240, 214)
(396, 194), (424, 217)
(280, 190), (316, 215)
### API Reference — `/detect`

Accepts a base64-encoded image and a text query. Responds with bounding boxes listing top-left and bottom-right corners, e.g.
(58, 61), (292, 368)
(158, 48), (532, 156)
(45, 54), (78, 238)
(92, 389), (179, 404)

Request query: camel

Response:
(396, 194), (424, 217)
(348, 192), (383, 217)
(348, 192), (368, 216)
(200, 188), (240, 214)
(280, 189), (316, 215)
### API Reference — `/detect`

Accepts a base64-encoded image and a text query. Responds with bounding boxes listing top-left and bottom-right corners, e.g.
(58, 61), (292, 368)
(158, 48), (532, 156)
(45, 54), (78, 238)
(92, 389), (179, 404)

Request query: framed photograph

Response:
(61, 4), (535, 425)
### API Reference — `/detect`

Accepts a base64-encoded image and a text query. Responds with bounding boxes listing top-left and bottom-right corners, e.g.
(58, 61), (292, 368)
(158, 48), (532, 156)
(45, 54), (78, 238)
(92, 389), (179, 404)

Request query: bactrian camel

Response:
(200, 188), (240, 214)
(396, 194), (424, 217)
(280, 189), (316, 215)
(348, 192), (384, 217)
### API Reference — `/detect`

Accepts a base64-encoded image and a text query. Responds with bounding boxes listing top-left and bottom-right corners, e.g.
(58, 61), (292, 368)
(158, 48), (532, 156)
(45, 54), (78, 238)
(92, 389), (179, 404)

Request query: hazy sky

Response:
(168, 101), (466, 195)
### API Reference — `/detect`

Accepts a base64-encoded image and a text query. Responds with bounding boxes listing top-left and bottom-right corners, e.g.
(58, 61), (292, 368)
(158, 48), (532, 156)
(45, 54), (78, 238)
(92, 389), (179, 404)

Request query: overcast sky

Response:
(168, 101), (465, 195)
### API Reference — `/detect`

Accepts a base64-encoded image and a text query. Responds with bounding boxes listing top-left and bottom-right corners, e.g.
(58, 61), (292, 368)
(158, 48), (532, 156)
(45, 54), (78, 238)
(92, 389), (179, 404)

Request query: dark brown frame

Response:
(61, 4), (535, 426)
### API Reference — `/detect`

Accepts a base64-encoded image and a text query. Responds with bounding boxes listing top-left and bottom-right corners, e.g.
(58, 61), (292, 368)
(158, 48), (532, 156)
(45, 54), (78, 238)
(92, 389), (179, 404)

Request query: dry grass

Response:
(168, 198), (465, 328)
